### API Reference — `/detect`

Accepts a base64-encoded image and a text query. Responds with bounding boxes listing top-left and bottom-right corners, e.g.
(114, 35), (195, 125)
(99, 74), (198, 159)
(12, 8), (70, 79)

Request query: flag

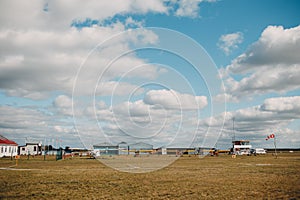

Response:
(266, 133), (275, 140)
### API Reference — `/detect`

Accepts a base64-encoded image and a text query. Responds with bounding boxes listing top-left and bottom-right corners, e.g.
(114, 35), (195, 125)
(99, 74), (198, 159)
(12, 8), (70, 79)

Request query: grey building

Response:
(118, 142), (129, 155)
(93, 142), (118, 155)
(129, 142), (153, 154)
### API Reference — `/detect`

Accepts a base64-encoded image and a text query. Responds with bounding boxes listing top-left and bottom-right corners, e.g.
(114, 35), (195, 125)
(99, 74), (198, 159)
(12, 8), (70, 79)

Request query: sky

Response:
(0, 0), (300, 150)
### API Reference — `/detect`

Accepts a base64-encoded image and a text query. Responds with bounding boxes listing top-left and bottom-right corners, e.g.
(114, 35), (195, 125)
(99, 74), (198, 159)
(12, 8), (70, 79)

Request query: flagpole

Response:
(274, 135), (277, 159)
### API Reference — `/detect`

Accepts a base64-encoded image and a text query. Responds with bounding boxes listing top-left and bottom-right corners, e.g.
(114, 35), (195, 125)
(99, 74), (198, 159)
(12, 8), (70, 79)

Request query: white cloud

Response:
(0, 24), (161, 98)
(227, 25), (300, 74)
(0, 0), (167, 100)
(0, 0), (47, 30)
(144, 89), (208, 110)
(0, 55), (24, 67)
(2, 94), (299, 149)
(0, 0), (212, 31)
(214, 92), (238, 103)
(0, 0), (168, 30)
(81, 89), (209, 147)
(222, 64), (300, 100)
(0, 105), (79, 146)
(221, 25), (300, 101)
(0, 106), (48, 130)
(168, 0), (216, 18)
(175, 0), (202, 18)
(5, 89), (50, 100)
(96, 81), (144, 96)
(218, 32), (243, 55)
(125, 17), (144, 28)
(0, 0), (216, 100)
(199, 96), (300, 148)
(260, 96), (300, 115)
(112, 100), (152, 118)
(53, 95), (73, 116)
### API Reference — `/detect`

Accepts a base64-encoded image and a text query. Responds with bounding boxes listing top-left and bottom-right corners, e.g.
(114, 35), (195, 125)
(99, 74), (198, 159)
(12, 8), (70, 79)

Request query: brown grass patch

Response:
(0, 153), (299, 199)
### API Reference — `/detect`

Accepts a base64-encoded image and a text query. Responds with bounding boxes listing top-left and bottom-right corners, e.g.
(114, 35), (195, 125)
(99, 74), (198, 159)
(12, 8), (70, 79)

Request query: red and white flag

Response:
(266, 133), (275, 140)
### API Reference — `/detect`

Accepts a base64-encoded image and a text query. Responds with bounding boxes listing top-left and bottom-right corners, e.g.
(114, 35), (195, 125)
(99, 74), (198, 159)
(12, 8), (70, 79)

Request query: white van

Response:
(254, 148), (266, 155)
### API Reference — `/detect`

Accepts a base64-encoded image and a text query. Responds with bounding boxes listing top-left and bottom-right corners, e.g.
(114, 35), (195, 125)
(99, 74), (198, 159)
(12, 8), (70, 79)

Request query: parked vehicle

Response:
(255, 148), (266, 155)
(250, 148), (266, 155)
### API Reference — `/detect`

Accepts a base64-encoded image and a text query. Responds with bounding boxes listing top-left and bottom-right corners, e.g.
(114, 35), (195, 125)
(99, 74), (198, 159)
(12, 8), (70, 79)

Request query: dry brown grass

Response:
(0, 153), (299, 199)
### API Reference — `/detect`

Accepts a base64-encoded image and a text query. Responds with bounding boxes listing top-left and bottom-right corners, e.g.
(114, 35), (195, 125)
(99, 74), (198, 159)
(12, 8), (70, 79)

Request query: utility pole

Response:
(274, 135), (278, 159)
(232, 117), (235, 142)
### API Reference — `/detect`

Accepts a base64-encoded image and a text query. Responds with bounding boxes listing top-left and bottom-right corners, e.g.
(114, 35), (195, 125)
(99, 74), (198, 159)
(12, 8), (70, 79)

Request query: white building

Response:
(232, 140), (252, 155)
(0, 135), (18, 157)
(19, 142), (42, 155)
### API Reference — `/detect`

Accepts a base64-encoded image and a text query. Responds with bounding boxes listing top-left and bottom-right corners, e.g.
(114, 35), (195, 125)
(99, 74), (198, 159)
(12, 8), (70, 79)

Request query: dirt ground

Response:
(0, 153), (299, 199)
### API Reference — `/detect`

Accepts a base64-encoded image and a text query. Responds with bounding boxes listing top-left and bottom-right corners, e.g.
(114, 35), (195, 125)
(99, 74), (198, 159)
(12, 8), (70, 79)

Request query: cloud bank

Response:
(220, 25), (300, 101)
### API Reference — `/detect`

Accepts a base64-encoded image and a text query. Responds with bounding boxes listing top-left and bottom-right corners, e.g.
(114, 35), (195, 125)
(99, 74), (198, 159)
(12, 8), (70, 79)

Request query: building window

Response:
(22, 147), (25, 151)
(34, 146), (37, 152)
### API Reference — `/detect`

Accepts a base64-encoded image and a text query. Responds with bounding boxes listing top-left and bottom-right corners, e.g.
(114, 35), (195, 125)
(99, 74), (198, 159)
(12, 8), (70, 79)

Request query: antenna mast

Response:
(232, 117), (235, 142)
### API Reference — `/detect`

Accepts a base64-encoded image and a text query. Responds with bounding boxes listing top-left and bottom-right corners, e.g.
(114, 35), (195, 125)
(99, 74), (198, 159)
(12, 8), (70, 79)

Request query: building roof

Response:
(129, 142), (153, 146)
(129, 142), (153, 149)
(0, 135), (18, 146)
(232, 140), (250, 142)
(93, 142), (116, 147)
(118, 141), (128, 145)
(26, 143), (41, 145)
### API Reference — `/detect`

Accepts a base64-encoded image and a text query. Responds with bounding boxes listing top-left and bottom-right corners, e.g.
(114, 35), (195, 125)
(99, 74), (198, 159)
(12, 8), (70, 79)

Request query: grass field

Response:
(1, 153), (299, 199)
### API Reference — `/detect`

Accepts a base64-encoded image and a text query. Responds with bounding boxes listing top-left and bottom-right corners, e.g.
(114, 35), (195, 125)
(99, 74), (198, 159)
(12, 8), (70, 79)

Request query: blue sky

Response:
(0, 0), (299, 149)
(145, 0), (300, 65)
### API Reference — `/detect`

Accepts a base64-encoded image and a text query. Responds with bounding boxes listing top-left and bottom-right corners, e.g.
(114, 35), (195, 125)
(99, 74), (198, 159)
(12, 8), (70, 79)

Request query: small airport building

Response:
(92, 141), (154, 156)
(19, 142), (42, 155)
(128, 142), (153, 155)
(93, 142), (119, 155)
(232, 140), (252, 155)
(91, 141), (203, 156)
(0, 135), (18, 157)
(118, 142), (129, 155)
